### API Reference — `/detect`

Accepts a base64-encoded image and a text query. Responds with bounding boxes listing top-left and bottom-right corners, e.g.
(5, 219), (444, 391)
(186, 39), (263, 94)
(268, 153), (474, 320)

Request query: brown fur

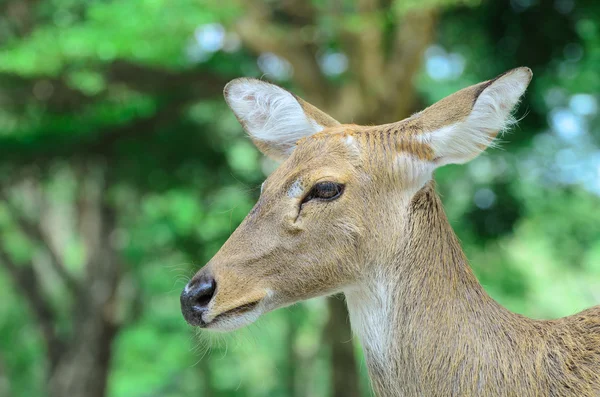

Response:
(190, 69), (600, 396)
(354, 182), (600, 396)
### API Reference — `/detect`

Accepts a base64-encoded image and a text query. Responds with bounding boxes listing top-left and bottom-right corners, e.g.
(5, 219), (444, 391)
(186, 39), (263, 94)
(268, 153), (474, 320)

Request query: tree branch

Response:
(0, 246), (64, 366)
(104, 61), (229, 96)
(75, 164), (122, 328)
(339, 0), (386, 100)
(332, 3), (437, 123)
(236, 1), (331, 106)
(383, 8), (437, 120)
(0, 61), (228, 114)
(0, 189), (79, 295)
(0, 93), (196, 167)
(1, 0), (40, 40)
(0, 351), (14, 397)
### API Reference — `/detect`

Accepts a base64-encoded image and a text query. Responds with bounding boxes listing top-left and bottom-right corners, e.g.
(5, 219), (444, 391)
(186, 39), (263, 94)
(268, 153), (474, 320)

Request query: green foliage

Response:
(0, 0), (240, 76)
(393, 0), (480, 15)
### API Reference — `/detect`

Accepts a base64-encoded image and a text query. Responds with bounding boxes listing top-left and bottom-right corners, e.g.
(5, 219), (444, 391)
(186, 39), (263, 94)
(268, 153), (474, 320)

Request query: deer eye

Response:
(302, 182), (345, 204)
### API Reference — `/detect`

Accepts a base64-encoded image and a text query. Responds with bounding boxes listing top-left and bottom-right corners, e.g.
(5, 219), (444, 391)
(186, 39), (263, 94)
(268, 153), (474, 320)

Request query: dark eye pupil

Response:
(315, 182), (339, 198)
(302, 182), (344, 204)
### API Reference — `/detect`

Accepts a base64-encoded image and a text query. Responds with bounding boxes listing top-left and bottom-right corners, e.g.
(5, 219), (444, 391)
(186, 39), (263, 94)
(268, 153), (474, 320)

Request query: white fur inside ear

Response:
(225, 79), (323, 156)
(423, 67), (531, 166)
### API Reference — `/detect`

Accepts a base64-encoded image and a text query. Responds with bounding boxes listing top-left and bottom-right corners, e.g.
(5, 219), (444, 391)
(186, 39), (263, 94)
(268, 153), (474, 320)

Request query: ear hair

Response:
(422, 67), (532, 166)
(224, 78), (338, 160)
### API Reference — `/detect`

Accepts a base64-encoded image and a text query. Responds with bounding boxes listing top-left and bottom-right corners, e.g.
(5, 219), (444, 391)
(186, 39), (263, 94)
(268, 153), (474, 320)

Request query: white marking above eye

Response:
(287, 179), (303, 198)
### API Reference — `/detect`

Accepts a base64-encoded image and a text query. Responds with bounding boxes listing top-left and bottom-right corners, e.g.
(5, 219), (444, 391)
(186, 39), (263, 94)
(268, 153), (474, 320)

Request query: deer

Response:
(180, 67), (600, 396)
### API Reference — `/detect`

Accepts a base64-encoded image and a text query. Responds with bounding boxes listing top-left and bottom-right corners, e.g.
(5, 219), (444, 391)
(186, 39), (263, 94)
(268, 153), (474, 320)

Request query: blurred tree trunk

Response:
(0, 164), (129, 397)
(326, 297), (360, 397)
(48, 321), (118, 397)
(0, 354), (12, 397)
(48, 193), (121, 397)
(285, 309), (301, 396)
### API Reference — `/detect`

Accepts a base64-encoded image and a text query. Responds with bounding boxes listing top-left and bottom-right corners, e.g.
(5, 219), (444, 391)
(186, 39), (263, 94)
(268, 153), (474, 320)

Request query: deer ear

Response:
(418, 67), (532, 166)
(224, 78), (339, 161)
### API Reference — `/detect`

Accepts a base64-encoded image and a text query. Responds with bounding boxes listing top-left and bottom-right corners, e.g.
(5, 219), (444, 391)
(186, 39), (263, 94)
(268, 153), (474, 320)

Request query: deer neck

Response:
(344, 182), (516, 396)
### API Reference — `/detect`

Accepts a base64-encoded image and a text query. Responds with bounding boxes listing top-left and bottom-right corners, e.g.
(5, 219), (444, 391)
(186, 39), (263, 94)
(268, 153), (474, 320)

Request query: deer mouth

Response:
(213, 300), (261, 321)
(202, 299), (264, 331)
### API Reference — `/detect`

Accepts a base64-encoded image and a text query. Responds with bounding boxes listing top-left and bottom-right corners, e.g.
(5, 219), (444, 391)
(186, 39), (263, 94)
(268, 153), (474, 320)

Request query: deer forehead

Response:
(255, 133), (433, 205)
(292, 123), (437, 165)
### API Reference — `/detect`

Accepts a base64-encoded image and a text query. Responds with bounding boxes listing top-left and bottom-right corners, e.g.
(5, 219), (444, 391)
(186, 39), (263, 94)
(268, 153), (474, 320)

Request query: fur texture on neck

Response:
(344, 182), (600, 397)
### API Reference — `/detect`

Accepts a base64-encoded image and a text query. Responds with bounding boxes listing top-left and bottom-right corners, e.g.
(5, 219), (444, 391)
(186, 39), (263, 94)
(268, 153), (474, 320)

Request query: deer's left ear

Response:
(417, 67), (532, 166)
(224, 78), (339, 161)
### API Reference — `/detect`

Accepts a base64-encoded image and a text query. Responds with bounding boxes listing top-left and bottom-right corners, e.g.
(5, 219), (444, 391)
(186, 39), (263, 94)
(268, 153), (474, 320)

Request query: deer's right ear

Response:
(224, 78), (339, 161)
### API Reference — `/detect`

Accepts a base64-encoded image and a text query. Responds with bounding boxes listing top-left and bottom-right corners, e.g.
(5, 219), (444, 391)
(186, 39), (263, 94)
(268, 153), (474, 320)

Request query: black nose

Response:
(180, 272), (216, 326)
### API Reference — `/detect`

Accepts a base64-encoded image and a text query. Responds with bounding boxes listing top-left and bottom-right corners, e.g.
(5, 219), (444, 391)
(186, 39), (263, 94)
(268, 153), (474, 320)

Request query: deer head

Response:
(180, 67), (532, 331)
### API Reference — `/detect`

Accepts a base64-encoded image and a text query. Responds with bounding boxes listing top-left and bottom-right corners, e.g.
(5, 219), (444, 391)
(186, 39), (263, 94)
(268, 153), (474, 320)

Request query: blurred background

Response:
(0, 0), (599, 396)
